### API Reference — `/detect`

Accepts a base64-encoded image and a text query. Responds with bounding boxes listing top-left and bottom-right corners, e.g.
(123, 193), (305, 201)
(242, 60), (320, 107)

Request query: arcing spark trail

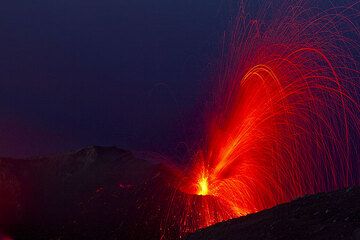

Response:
(160, 1), (360, 238)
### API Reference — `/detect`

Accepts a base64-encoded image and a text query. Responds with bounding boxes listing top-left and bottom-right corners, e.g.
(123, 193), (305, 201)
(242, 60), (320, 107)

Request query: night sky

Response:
(0, 1), (240, 157)
(0, 0), (355, 158)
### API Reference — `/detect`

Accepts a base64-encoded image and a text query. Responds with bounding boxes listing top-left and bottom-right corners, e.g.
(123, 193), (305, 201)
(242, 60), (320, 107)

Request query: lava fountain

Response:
(161, 1), (360, 239)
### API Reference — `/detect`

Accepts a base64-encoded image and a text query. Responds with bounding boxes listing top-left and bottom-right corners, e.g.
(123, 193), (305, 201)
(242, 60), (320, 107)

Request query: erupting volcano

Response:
(160, 1), (360, 239)
(0, 1), (359, 240)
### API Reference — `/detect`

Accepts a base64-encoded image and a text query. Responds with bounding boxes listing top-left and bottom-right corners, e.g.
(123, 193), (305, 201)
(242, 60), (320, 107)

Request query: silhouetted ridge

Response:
(187, 187), (360, 240)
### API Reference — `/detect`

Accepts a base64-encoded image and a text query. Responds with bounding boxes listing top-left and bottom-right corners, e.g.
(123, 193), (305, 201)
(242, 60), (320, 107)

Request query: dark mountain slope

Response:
(0, 146), (169, 239)
(187, 187), (360, 240)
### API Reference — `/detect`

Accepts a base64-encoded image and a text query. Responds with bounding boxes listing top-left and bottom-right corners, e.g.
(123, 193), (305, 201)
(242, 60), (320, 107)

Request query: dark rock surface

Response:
(187, 187), (360, 240)
(0, 146), (174, 240)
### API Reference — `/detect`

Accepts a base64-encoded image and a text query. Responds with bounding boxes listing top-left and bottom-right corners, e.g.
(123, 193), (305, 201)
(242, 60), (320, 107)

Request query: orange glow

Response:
(197, 177), (209, 196)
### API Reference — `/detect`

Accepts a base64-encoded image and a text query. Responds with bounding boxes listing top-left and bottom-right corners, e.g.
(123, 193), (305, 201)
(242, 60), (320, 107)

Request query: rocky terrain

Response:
(0, 146), (359, 240)
(0, 146), (175, 239)
(187, 187), (360, 240)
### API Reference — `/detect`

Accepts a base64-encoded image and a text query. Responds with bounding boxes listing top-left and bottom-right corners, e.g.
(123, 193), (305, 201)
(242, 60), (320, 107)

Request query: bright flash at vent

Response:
(197, 177), (209, 196)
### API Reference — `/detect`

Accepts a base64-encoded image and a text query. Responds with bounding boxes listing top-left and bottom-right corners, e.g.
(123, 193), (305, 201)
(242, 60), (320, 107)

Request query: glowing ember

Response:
(197, 176), (209, 196)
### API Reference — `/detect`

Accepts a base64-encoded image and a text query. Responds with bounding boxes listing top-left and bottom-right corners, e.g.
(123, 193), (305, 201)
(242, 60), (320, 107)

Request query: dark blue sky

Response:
(0, 0), (355, 158)
(0, 0), (239, 157)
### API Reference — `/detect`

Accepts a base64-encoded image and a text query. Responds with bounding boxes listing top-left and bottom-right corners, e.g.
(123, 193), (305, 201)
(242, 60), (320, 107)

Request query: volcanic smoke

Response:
(160, 1), (360, 239)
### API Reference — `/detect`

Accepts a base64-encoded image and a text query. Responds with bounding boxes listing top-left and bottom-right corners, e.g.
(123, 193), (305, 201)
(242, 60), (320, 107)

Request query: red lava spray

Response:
(161, 1), (360, 238)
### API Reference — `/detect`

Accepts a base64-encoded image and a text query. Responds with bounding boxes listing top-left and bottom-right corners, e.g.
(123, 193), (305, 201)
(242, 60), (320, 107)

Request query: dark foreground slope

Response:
(187, 187), (360, 240)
